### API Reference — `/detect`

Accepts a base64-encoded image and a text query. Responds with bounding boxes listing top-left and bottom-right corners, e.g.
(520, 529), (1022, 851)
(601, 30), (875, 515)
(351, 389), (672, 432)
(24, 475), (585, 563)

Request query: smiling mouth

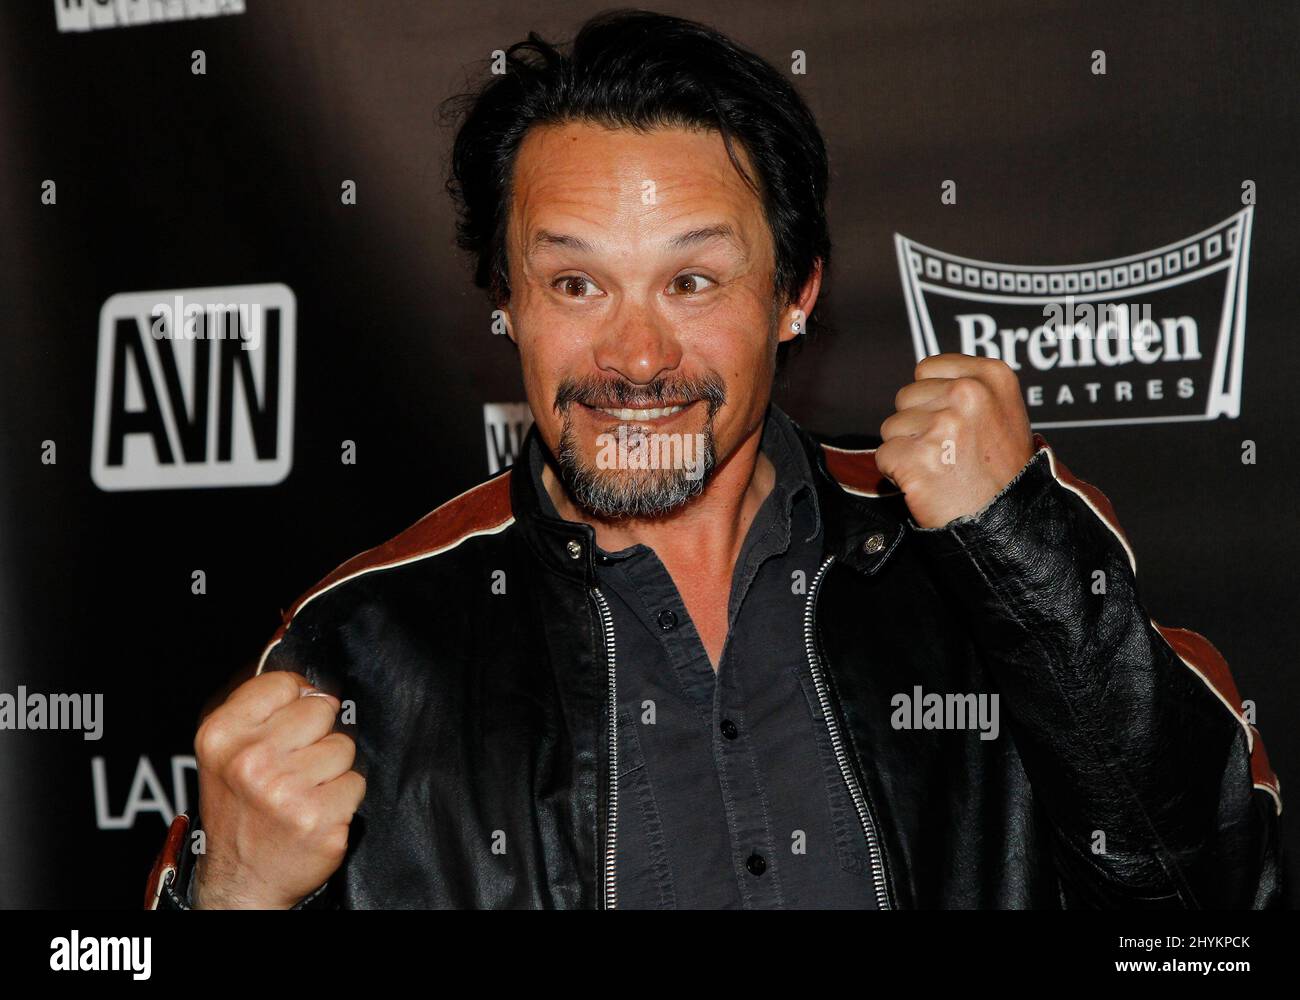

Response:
(581, 401), (694, 422)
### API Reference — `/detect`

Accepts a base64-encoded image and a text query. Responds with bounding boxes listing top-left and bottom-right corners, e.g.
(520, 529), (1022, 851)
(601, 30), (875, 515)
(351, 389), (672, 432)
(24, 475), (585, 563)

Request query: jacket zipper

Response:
(591, 586), (618, 910)
(803, 554), (893, 909)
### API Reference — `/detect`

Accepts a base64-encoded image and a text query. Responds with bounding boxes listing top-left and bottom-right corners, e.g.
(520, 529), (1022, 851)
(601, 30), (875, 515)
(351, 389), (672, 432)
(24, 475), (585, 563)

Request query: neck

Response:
(541, 419), (775, 578)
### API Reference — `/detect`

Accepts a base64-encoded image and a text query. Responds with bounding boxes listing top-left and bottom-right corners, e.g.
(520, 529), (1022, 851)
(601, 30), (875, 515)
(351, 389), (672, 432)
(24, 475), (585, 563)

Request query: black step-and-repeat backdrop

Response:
(1, 0), (1296, 907)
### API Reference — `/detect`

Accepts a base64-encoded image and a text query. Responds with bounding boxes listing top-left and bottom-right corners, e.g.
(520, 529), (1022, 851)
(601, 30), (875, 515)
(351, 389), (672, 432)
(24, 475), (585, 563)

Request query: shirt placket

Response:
(710, 484), (797, 908)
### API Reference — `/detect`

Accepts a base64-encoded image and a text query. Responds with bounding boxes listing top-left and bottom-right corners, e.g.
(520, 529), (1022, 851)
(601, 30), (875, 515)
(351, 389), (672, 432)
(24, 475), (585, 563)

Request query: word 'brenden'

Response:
(957, 302), (1201, 372)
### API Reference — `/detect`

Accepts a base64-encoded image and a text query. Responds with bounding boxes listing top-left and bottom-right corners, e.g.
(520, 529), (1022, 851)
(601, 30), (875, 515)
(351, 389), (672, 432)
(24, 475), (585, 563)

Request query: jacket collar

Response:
(509, 422), (601, 584)
(508, 405), (909, 584)
(786, 415), (909, 577)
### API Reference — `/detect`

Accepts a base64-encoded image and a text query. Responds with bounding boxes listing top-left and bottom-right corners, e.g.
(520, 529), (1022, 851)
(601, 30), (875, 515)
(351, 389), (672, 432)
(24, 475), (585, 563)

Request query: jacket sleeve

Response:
(909, 432), (1282, 908)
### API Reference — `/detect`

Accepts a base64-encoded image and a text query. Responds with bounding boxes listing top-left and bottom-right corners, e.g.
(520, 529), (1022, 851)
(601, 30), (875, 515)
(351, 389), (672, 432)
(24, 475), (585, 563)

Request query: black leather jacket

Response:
(146, 413), (1282, 909)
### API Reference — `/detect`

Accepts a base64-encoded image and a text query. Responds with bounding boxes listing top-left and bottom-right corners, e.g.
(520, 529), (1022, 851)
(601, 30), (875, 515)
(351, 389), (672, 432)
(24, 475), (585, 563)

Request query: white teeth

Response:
(598, 404), (685, 420)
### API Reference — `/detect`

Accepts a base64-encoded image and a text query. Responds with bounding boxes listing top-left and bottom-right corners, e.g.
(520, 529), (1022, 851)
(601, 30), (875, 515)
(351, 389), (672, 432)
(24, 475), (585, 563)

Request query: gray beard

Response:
(555, 420), (719, 519)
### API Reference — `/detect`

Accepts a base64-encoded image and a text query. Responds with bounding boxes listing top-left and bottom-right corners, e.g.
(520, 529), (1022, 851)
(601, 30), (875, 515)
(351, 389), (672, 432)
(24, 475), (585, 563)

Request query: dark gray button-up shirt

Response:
(529, 404), (879, 909)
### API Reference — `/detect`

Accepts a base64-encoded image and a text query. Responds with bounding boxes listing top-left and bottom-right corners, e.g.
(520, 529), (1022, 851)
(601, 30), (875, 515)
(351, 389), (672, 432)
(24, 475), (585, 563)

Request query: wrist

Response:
(192, 858), (317, 910)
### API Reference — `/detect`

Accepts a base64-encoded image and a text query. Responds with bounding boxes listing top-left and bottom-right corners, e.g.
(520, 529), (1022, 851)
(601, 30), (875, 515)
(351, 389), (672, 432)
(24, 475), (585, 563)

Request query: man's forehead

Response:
(514, 119), (749, 181)
(525, 222), (750, 261)
(511, 122), (765, 251)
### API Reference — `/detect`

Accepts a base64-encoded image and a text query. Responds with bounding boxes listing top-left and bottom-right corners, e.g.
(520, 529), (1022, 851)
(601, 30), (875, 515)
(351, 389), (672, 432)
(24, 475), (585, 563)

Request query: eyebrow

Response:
(526, 223), (744, 259)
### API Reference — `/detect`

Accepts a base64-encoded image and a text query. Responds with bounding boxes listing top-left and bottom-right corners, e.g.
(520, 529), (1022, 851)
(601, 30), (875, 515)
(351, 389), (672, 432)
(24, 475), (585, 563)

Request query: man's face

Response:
(502, 120), (799, 518)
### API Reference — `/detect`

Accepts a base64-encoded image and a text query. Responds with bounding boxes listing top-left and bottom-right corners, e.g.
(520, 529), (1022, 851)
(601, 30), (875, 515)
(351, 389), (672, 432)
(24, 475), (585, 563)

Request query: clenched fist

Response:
(876, 354), (1036, 530)
(191, 670), (365, 909)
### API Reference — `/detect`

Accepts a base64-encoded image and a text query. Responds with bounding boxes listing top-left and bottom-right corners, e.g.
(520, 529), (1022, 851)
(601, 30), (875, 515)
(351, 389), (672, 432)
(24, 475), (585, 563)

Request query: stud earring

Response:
(791, 320), (802, 334)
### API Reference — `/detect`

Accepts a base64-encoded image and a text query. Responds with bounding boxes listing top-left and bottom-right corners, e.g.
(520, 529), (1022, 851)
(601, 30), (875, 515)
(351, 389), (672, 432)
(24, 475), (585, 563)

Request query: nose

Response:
(592, 301), (683, 385)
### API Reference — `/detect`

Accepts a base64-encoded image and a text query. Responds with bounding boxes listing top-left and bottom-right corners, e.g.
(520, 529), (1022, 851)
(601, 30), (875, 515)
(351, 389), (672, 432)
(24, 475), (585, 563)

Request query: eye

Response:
(553, 275), (601, 298)
(667, 273), (716, 295)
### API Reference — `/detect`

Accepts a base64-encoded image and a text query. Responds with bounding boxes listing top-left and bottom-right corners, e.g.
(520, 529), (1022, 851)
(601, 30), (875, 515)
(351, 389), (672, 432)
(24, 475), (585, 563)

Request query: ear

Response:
(777, 257), (824, 344)
(496, 305), (517, 344)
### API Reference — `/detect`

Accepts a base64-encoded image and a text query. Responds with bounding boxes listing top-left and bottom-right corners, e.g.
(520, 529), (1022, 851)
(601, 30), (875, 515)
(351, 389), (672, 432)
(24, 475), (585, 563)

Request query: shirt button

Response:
(720, 719), (738, 740)
(656, 609), (678, 631)
(746, 853), (767, 876)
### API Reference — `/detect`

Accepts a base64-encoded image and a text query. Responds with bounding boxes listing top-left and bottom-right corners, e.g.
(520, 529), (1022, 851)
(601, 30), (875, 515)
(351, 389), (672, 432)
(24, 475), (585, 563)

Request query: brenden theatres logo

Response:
(54, 0), (245, 33)
(91, 283), (295, 491)
(895, 208), (1252, 428)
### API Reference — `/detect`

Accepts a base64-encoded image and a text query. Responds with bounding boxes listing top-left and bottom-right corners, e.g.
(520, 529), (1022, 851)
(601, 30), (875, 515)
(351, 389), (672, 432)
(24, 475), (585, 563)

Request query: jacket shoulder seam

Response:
(818, 441), (902, 498)
(255, 469), (514, 674)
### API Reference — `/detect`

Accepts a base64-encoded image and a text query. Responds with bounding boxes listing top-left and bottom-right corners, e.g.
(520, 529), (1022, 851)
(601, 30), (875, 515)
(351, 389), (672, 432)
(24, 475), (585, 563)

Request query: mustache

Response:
(554, 373), (727, 415)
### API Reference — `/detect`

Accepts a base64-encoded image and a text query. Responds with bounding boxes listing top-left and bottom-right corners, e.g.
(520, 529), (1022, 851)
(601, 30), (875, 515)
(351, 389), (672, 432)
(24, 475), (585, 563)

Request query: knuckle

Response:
(290, 804), (322, 838)
(323, 825), (350, 859)
(933, 412), (962, 440)
(989, 357), (1018, 383)
(261, 771), (297, 813)
(266, 670), (304, 701)
(229, 743), (273, 790)
(949, 377), (984, 408)
(194, 715), (230, 761)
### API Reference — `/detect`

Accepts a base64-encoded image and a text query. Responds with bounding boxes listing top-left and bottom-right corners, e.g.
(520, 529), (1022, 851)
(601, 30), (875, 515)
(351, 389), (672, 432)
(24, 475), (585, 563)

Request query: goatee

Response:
(552, 373), (726, 519)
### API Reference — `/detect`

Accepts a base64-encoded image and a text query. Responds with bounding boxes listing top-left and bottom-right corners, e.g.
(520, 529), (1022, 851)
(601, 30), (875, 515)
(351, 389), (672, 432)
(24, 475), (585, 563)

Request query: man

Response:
(146, 9), (1280, 910)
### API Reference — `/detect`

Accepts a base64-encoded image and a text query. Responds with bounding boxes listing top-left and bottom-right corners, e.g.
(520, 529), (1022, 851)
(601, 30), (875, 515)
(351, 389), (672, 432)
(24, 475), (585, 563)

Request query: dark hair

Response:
(441, 8), (832, 356)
